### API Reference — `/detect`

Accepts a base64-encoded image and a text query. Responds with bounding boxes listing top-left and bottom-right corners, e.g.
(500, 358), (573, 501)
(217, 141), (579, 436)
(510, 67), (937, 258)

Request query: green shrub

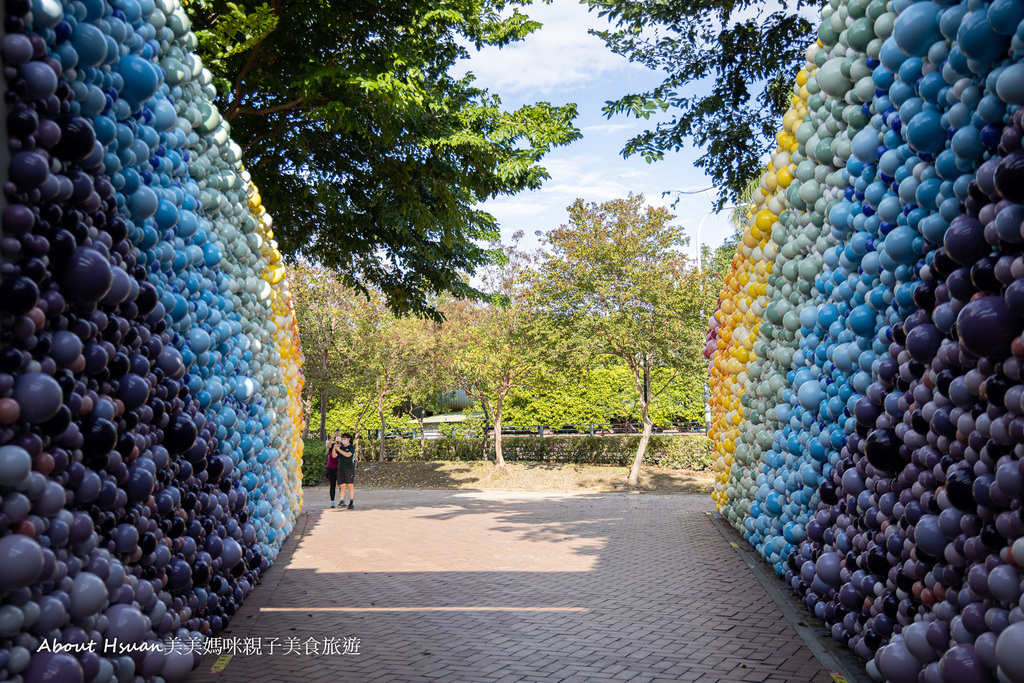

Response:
(646, 435), (715, 470)
(301, 438), (327, 486)
(353, 434), (714, 470)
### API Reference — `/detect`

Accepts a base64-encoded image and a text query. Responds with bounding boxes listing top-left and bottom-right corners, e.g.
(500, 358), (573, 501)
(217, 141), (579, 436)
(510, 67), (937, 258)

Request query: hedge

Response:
(300, 434), (713, 471)
(301, 438), (327, 486)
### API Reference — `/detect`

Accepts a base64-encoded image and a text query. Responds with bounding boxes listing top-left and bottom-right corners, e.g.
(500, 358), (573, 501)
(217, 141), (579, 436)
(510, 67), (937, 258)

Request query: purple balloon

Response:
(24, 652), (83, 683)
(20, 61), (58, 100)
(946, 216), (989, 266)
(69, 571), (108, 620)
(957, 295), (1021, 359)
(12, 372), (63, 424)
(10, 150), (49, 188)
(117, 373), (150, 410)
(221, 537), (242, 569)
(1, 34), (33, 65)
(104, 603), (146, 644)
(0, 534), (45, 589)
(939, 644), (990, 683)
(60, 247), (112, 303)
(916, 515), (951, 557)
(877, 640), (924, 683)
(816, 552), (843, 586)
(906, 323), (943, 363)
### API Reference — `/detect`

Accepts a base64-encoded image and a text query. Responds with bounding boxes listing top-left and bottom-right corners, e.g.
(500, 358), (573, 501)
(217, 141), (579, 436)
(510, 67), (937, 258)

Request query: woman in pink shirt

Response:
(325, 430), (342, 507)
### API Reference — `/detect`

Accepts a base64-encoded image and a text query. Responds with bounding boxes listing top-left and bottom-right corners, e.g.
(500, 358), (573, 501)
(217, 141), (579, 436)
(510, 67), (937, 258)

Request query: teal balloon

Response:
(996, 63), (1024, 105)
(988, 0), (1024, 36)
(129, 186), (158, 221)
(893, 1), (943, 57)
(905, 109), (945, 155)
(951, 126), (982, 161)
(957, 9), (1009, 63)
(940, 3), (968, 40)
(72, 23), (108, 67)
(30, 0), (63, 28)
(848, 305), (876, 337)
(885, 226), (919, 264)
(879, 37), (910, 72)
(852, 128), (880, 163)
(117, 55), (161, 113)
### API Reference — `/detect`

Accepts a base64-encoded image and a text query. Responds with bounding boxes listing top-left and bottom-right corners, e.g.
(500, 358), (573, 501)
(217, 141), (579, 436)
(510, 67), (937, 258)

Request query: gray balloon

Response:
(0, 445), (32, 488)
(0, 535), (44, 590)
(69, 572), (108, 620)
(12, 372), (63, 423)
(989, 565), (1022, 604)
(0, 604), (25, 637)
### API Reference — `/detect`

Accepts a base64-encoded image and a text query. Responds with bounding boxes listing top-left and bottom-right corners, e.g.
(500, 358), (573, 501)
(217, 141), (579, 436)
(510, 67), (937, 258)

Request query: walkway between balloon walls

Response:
(708, 0), (1024, 681)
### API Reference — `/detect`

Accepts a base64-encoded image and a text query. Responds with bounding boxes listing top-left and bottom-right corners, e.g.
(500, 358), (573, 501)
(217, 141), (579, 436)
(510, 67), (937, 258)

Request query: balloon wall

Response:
(708, 0), (1024, 680)
(0, 0), (305, 678)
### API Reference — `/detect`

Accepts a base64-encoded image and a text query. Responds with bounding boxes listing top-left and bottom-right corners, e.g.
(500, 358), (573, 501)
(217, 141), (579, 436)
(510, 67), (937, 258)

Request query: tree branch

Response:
(224, 0), (281, 121)
(234, 94), (306, 117)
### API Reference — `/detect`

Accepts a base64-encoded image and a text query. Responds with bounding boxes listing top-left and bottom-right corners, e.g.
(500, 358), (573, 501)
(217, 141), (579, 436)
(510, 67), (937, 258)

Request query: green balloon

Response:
(847, 17), (875, 51)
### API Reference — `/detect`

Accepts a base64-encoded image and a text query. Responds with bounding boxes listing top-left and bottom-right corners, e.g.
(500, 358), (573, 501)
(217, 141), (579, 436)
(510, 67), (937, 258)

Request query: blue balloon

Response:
(893, 1), (943, 57)
(904, 109), (946, 155)
(957, 9), (1010, 63)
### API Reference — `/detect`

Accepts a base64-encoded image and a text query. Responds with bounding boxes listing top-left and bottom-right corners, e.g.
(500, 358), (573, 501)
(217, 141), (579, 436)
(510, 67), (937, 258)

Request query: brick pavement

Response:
(188, 490), (830, 683)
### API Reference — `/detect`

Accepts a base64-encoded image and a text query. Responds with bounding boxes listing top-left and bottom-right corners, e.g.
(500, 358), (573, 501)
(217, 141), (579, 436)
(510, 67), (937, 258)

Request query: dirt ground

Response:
(311, 460), (715, 494)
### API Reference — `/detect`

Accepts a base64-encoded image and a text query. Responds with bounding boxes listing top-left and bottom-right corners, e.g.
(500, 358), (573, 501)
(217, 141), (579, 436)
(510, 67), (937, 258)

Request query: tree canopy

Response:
(186, 0), (581, 318)
(531, 194), (705, 483)
(585, 0), (820, 207)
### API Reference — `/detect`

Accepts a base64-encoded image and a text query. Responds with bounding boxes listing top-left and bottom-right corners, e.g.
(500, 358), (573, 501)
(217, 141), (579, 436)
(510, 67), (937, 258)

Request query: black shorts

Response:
(338, 467), (355, 484)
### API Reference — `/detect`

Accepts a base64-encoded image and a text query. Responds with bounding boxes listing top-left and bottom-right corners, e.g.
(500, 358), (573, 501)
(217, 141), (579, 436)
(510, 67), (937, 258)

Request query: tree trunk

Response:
(416, 415), (426, 458)
(318, 346), (329, 440)
(493, 401), (505, 468)
(319, 390), (327, 441)
(480, 401), (491, 462)
(378, 393), (387, 463)
(628, 400), (653, 486)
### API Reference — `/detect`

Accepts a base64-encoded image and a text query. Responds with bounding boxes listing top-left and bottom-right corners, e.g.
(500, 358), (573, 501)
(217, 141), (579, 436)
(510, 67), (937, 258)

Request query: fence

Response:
(299, 433), (715, 485)
(359, 420), (706, 441)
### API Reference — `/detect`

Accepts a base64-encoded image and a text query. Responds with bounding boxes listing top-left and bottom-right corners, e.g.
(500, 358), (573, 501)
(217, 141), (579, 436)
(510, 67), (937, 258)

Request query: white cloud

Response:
(451, 0), (647, 98)
(581, 122), (638, 136)
(482, 200), (549, 218)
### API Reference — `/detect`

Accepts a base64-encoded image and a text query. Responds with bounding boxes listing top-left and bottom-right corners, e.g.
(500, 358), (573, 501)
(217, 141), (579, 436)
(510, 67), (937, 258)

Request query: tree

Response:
(435, 236), (553, 467)
(362, 310), (425, 463)
(532, 194), (705, 485)
(397, 324), (447, 459)
(584, 0), (818, 207)
(186, 0), (581, 318)
(289, 261), (351, 440)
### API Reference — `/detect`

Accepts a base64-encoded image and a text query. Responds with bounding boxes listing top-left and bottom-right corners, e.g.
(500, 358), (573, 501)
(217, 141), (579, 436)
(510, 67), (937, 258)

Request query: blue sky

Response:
(451, 0), (745, 260)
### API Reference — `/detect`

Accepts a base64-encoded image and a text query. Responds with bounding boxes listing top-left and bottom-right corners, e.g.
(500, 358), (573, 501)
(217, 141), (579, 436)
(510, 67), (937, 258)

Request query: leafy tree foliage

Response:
(531, 194), (705, 484)
(434, 236), (557, 467)
(186, 0), (580, 317)
(585, 0), (819, 206)
(288, 260), (352, 440)
(503, 361), (705, 427)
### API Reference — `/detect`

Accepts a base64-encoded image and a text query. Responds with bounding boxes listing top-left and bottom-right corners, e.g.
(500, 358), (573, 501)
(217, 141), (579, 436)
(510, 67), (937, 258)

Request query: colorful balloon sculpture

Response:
(710, 0), (1024, 680)
(0, 0), (305, 678)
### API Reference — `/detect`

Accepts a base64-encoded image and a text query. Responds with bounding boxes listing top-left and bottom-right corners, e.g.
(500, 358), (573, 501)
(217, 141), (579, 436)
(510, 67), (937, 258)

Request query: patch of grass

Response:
(327, 461), (714, 494)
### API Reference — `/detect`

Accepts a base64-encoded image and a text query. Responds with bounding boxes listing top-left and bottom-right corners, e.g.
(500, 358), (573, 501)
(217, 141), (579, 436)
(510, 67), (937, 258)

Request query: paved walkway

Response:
(190, 490), (830, 683)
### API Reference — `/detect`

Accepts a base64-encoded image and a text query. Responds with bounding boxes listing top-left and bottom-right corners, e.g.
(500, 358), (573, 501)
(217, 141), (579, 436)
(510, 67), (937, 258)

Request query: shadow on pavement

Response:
(187, 491), (830, 683)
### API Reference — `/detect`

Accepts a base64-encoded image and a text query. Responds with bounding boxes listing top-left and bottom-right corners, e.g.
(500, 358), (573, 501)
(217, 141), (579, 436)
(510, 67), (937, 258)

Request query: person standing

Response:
(337, 433), (356, 509)
(325, 430), (342, 508)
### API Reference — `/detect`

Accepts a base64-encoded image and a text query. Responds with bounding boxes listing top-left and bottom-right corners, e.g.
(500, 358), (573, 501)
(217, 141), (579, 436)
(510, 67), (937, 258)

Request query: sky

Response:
(450, 0), (745, 261)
